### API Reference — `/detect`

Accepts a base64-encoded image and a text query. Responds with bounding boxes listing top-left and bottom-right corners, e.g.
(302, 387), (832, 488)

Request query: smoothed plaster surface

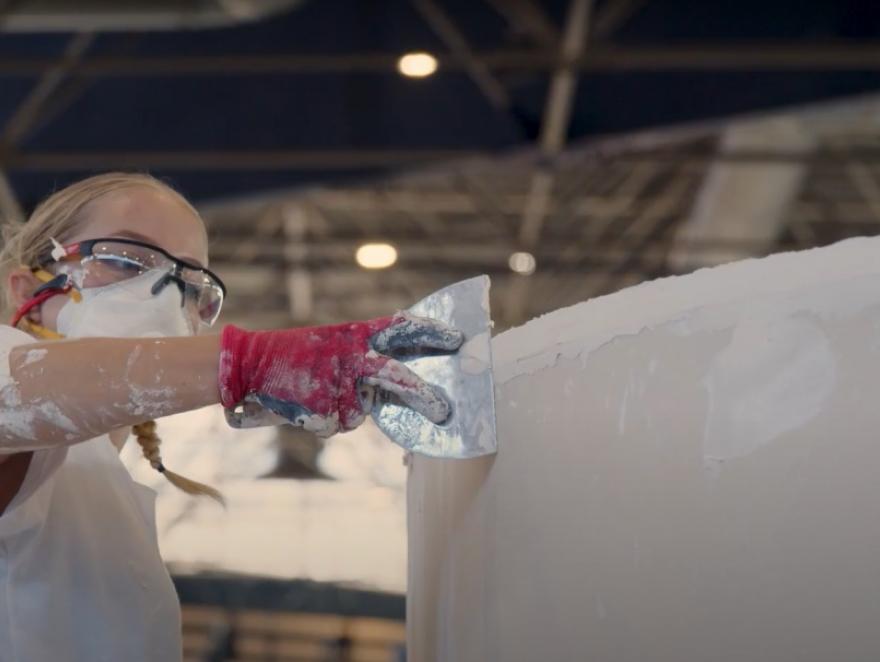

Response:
(408, 237), (880, 661)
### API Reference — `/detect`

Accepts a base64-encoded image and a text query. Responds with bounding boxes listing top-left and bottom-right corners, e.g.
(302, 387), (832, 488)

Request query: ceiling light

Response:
(397, 52), (438, 78)
(509, 251), (536, 275)
(356, 243), (398, 269)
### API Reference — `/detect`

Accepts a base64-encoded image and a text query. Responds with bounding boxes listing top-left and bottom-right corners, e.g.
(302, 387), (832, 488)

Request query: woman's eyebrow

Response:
(110, 229), (154, 244)
(108, 230), (206, 267)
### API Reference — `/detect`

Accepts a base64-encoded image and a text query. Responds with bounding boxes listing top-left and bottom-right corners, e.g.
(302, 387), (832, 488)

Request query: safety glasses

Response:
(40, 237), (227, 327)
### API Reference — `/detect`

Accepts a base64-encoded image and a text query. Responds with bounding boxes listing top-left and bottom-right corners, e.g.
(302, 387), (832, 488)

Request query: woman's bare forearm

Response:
(0, 335), (221, 452)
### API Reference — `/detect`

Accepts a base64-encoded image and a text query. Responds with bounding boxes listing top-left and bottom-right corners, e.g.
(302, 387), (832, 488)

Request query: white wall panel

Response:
(408, 237), (880, 661)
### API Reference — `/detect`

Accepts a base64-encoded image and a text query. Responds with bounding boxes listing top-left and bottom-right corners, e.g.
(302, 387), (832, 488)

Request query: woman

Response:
(0, 172), (461, 661)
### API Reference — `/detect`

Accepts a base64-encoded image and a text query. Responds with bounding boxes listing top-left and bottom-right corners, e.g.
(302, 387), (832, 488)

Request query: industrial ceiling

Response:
(2, 0), (880, 329)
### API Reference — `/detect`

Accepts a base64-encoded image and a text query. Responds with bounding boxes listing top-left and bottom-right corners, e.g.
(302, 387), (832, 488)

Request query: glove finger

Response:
(371, 315), (464, 355)
(363, 358), (452, 424)
(336, 373), (374, 433)
(255, 394), (340, 438)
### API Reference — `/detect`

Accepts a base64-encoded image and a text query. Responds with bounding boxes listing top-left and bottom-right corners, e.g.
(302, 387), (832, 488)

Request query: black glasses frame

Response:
(39, 236), (227, 297)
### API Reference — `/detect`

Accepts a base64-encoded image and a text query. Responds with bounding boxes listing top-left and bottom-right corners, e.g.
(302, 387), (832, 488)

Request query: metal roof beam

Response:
(8, 44), (880, 76)
(0, 170), (23, 224)
(207, 236), (783, 265)
(669, 116), (813, 271)
(2, 32), (94, 147)
(591, 0), (650, 40)
(412, 0), (511, 111)
(507, 0), (592, 324)
(846, 162), (880, 222)
(483, 0), (559, 47)
(0, 149), (481, 170)
(585, 171), (691, 297)
(10, 146), (880, 172)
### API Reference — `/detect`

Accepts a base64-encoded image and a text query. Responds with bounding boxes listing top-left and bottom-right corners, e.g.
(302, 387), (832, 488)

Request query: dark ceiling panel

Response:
(0, 78), (41, 127)
(611, 0), (880, 42)
(565, 70), (880, 139)
(4, 0), (880, 205)
(20, 70), (523, 150)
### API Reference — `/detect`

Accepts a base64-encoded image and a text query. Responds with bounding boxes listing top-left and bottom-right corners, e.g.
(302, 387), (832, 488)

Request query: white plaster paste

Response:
(298, 411), (340, 438)
(702, 313), (835, 463)
(20, 348), (47, 368)
(458, 331), (490, 375)
(0, 383), (35, 442)
(127, 384), (177, 419)
(0, 387), (80, 449)
(493, 237), (880, 385)
(35, 400), (79, 434)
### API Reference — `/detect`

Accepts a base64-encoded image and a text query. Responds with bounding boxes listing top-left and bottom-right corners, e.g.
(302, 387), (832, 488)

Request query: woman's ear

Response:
(7, 268), (41, 319)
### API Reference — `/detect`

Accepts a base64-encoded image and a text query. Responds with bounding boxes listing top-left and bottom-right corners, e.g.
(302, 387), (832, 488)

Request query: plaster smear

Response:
(494, 238), (880, 464)
(702, 313), (835, 463)
(20, 348), (47, 368)
(127, 384), (177, 420)
(0, 383), (81, 451)
(458, 332), (491, 375)
(494, 236), (880, 385)
(0, 383), (36, 443)
(0, 342), (84, 449)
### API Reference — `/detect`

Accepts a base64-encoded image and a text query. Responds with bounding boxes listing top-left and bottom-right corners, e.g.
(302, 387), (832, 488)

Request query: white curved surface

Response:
(408, 237), (880, 661)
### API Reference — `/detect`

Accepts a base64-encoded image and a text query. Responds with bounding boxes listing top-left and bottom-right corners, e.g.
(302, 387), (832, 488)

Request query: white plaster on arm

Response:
(0, 335), (221, 453)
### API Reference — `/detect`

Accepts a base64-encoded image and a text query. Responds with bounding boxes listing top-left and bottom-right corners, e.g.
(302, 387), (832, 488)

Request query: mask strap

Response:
(19, 318), (64, 340)
(10, 267), (82, 339)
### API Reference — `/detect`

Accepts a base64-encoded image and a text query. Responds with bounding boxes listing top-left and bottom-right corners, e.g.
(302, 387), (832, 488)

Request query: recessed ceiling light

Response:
(397, 52), (438, 78)
(509, 251), (536, 275)
(356, 243), (398, 269)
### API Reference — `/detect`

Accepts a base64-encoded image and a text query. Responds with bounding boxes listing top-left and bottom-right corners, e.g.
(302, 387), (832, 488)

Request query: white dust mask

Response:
(55, 269), (196, 339)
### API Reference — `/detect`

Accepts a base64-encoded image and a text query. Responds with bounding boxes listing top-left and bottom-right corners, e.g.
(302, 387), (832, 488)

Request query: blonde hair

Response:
(132, 421), (223, 504)
(0, 172), (223, 504)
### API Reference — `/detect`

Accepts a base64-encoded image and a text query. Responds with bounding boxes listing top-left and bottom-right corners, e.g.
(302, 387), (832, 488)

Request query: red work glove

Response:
(218, 314), (464, 437)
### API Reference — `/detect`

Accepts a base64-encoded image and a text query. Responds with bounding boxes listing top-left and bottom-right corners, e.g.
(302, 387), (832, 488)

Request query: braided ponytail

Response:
(132, 420), (224, 506)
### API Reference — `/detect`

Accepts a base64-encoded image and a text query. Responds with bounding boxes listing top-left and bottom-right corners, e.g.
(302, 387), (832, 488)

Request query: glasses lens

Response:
(179, 276), (224, 327)
(77, 241), (168, 288)
(198, 287), (224, 326)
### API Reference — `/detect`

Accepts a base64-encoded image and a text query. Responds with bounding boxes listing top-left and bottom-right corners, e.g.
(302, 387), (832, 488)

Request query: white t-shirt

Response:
(0, 325), (182, 662)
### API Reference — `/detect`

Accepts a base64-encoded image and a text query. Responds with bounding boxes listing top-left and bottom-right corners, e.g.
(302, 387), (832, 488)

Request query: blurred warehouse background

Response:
(4, 0), (880, 660)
